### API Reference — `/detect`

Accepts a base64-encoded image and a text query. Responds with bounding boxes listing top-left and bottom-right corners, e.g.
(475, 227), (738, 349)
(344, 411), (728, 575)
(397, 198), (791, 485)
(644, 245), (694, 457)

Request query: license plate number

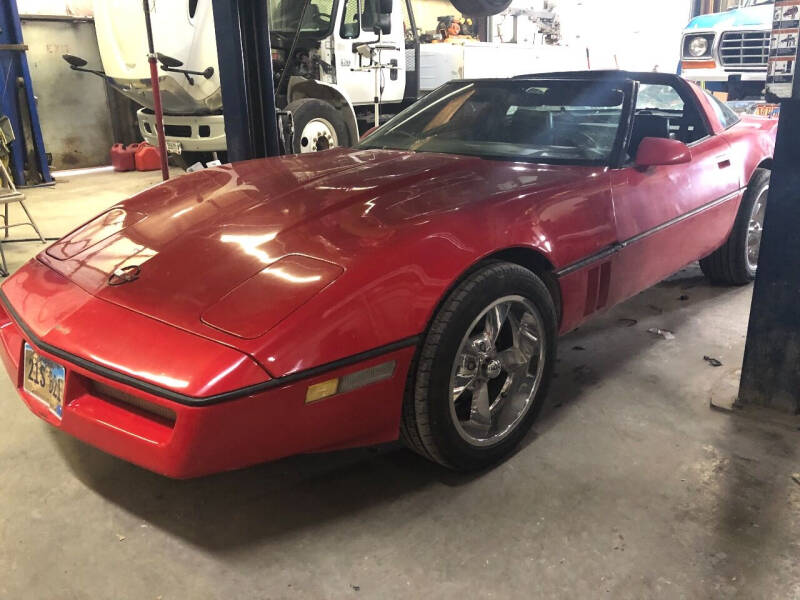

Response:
(23, 343), (66, 419)
(166, 140), (182, 155)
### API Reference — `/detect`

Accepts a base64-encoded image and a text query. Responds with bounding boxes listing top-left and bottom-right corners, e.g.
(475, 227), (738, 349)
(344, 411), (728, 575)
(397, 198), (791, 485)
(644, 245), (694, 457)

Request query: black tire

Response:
(400, 262), (557, 471)
(700, 168), (770, 285)
(285, 98), (352, 154)
(449, 0), (513, 17)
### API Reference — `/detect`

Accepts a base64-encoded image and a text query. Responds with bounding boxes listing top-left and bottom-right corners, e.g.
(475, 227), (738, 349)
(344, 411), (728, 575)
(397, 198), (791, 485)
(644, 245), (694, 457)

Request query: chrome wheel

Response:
(448, 295), (546, 447)
(747, 185), (768, 273)
(299, 118), (337, 153)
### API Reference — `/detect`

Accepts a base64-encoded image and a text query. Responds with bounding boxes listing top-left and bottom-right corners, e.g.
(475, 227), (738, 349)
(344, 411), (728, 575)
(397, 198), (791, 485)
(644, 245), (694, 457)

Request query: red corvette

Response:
(0, 72), (775, 477)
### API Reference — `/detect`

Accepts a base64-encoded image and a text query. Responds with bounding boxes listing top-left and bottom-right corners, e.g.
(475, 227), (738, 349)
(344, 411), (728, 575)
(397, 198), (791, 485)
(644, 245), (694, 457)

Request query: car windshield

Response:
(269, 0), (335, 36)
(358, 80), (628, 165)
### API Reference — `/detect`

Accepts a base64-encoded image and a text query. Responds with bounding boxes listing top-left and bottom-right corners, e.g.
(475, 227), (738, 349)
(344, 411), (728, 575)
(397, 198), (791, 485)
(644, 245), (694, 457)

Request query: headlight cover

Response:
(201, 255), (343, 339)
(46, 208), (146, 260)
(684, 34), (714, 59)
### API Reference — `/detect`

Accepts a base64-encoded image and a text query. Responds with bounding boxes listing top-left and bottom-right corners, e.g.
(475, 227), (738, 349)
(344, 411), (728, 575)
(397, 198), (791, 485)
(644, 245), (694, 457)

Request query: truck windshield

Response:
(358, 80), (629, 166)
(269, 0), (336, 36)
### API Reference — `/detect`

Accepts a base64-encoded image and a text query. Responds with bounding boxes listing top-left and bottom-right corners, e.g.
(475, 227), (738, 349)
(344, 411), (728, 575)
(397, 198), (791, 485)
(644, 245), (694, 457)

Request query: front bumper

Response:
(680, 66), (767, 83)
(137, 109), (226, 153)
(0, 264), (413, 478)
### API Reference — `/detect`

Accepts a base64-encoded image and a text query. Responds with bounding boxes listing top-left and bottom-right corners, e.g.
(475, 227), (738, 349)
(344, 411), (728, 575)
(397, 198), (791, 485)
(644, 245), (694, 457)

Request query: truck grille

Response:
(719, 31), (770, 69)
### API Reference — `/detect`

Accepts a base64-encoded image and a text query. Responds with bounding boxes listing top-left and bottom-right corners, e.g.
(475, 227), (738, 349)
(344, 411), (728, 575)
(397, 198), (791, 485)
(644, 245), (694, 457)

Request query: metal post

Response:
(738, 101), (800, 414)
(211, 0), (280, 161)
(142, 0), (170, 181)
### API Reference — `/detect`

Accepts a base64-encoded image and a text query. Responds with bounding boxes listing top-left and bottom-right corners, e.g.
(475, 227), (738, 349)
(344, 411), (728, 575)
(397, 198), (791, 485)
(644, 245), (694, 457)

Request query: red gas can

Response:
(134, 144), (162, 172)
(110, 143), (137, 171)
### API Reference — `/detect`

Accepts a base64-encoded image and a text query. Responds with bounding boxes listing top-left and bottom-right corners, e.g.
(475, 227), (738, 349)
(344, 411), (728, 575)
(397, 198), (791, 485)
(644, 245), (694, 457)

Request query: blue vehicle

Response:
(680, 0), (774, 99)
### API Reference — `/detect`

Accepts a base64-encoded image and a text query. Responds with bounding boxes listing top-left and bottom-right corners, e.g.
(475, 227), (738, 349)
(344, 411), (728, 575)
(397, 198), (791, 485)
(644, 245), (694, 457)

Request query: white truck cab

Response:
(88, 0), (579, 157)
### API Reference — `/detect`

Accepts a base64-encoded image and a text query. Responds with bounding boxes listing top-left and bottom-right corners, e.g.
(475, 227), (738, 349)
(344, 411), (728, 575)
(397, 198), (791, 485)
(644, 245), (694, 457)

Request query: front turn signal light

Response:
(306, 378), (340, 403)
(305, 361), (396, 404)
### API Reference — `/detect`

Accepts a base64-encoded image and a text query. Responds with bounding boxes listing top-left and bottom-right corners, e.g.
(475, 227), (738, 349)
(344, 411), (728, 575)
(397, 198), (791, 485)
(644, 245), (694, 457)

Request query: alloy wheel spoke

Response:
(498, 347), (529, 373)
(468, 381), (492, 434)
(452, 370), (476, 402)
(484, 303), (510, 345)
(451, 349), (479, 402)
(518, 320), (539, 361)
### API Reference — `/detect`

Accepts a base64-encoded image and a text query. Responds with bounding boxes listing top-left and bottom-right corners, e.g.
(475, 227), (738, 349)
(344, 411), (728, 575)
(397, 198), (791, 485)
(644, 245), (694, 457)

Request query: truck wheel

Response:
(285, 98), (351, 154)
(400, 262), (557, 471)
(449, 0), (512, 17)
(700, 168), (770, 285)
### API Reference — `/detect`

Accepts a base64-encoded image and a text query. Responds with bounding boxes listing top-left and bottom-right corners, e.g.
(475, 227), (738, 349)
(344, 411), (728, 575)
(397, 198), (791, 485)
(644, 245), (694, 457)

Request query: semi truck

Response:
(680, 0), (773, 100)
(69, 0), (583, 160)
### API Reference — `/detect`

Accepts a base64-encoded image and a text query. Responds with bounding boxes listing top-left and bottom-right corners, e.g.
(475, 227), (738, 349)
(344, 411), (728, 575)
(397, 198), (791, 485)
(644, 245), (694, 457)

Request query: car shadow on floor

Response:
(521, 265), (744, 444)
(48, 264), (750, 552)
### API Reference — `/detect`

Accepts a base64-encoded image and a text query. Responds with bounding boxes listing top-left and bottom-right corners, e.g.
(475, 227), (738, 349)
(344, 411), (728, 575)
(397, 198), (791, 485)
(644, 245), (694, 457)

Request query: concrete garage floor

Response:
(1, 170), (799, 599)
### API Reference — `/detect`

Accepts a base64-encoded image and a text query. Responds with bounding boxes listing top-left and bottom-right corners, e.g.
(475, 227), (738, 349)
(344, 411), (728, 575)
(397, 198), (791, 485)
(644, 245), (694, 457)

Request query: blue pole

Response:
(0, 1), (52, 184)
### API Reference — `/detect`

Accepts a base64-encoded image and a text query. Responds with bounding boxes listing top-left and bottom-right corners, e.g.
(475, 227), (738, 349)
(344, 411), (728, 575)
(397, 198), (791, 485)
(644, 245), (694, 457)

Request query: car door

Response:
(607, 81), (740, 304)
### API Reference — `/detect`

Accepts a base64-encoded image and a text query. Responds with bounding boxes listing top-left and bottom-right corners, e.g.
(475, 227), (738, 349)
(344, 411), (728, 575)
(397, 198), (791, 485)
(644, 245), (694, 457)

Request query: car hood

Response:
(39, 148), (598, 356)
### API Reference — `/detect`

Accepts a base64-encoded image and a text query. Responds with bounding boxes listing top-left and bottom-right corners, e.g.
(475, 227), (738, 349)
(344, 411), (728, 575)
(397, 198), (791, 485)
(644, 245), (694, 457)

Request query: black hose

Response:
(142, 0), (156, 53)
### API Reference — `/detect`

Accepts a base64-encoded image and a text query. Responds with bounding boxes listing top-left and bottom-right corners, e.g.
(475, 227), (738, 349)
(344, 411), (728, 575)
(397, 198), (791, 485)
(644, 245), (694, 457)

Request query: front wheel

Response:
(285, 98), (352, 154)
(700, 168), (770, 285)
(400, 262), (557, 471)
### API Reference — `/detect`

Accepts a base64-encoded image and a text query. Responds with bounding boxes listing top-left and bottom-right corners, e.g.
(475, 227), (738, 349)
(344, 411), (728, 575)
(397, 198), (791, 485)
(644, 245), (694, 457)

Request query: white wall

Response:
(411, 0), (461, 32)
(15, 0), (92, 16)
(556, 0), (692, 72)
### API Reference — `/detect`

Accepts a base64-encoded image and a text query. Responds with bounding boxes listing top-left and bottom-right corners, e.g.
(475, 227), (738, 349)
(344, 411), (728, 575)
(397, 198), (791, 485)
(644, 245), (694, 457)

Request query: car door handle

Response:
(717, 155), (731, 169)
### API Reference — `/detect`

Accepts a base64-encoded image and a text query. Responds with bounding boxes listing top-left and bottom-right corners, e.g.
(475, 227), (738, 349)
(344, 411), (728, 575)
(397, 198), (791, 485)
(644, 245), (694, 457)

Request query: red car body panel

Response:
(0, 75), (777, 477)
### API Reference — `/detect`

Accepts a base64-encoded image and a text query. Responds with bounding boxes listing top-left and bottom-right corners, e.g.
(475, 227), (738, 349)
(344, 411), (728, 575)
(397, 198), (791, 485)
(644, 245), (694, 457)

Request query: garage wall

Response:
(15, 0), (92, 16)
(21, 16), (114, 168)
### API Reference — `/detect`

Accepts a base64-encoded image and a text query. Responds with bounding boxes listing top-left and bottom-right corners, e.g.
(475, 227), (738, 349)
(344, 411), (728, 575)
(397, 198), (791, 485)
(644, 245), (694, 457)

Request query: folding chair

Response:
(0, 117), (46, 276)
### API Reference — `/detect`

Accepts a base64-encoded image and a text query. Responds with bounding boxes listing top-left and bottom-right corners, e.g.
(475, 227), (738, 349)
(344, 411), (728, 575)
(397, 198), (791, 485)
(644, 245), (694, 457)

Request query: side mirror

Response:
(378, 0), (393, 13)
(62, 54), (107, 80)
(635, 137), (692, 168)
(157, 53), (214, 86)
(62, 54), (88, 68)
(377, 13), (391, 35)
(157, 53), (184, 69)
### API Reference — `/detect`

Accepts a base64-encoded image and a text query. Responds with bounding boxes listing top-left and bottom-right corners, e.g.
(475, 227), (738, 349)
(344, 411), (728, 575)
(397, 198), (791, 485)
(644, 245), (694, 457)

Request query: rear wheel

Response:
(400, 262), (557, 471)
(700, 168), (769, 285)
(285, 98), (351, 154)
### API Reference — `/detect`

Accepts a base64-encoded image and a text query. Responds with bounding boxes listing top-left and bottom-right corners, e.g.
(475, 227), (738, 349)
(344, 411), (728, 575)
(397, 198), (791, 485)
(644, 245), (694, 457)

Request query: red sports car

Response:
(0, 72), (775, 478)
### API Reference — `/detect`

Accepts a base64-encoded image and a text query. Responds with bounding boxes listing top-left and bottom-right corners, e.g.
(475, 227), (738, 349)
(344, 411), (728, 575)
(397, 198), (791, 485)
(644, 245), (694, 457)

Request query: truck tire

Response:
(400, 262), (557, 471)
(700, 168), (770, 285)
(285, 98), (352, 154)
(449, 0), (512, 17)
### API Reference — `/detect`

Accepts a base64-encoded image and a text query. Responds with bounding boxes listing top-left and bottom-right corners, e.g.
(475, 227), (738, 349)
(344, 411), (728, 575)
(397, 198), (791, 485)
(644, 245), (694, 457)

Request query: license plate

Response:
(23, 343), (66, 419)
(166, 140), (182, 155)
